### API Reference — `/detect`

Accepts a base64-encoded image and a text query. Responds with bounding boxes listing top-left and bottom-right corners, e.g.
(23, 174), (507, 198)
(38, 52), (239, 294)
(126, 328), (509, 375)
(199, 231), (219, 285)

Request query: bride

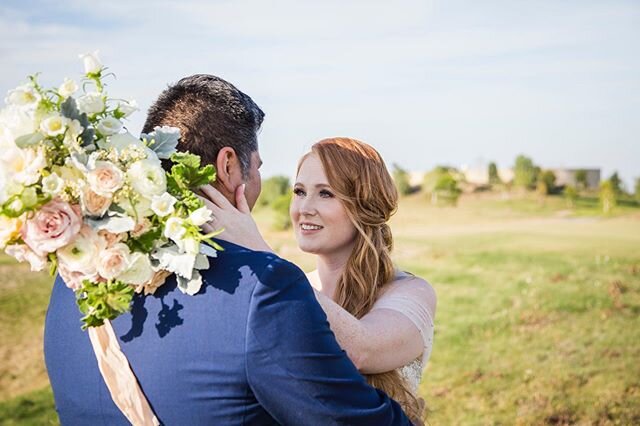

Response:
(200, 137), (436, 423)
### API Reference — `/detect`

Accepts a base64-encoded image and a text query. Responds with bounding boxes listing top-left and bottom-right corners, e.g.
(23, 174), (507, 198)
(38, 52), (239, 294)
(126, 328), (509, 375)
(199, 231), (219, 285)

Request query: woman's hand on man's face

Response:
(197, 184), (272, 253)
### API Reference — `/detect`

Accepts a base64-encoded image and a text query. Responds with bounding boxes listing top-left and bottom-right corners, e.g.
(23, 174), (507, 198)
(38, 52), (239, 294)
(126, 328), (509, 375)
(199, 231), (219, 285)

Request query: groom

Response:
(44, 74), (412, 425)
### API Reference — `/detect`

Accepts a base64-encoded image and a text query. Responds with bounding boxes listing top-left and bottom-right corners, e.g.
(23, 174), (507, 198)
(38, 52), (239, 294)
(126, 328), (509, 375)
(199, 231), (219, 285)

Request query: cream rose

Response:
(5, 244), (47, 272)
(21, 198), (82, 256)
(86, 160), (124, 196)
(97, 243), (131, 280)
(80, 184), (112, 217)
(5, 146), (47, 186)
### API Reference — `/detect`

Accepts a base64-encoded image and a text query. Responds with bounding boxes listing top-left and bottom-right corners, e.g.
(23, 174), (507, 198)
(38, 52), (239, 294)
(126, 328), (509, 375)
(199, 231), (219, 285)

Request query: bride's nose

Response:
(298, 196), (317, 216)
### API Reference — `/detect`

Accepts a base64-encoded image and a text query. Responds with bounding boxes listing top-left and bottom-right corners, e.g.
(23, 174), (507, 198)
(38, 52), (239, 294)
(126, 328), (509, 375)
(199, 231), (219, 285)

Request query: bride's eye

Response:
(293, 188), (305, 197)
(319, 189), (334, 198)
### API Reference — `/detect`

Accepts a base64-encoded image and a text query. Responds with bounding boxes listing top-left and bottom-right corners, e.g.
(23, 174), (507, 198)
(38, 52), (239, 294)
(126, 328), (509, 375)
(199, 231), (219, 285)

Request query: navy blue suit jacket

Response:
(44, 240), (411, 425)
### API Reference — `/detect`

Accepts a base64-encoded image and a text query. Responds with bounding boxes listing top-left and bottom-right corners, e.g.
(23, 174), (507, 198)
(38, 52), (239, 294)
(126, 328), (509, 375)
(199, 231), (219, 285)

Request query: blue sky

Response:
(1, 0), (639, 187)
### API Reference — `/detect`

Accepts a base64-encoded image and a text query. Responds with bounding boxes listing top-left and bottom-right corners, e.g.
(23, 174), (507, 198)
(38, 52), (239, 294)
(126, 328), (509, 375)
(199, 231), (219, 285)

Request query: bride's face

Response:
(290, 154), (358, 257)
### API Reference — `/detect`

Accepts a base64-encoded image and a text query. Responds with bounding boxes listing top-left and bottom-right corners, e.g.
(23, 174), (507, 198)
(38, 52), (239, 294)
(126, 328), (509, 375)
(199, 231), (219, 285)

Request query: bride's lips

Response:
(299, 222), (324, 235)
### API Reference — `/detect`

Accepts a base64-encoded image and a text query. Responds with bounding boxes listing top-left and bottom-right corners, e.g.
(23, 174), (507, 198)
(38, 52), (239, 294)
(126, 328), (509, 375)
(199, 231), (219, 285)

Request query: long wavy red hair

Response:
(299, 137), (423, 423)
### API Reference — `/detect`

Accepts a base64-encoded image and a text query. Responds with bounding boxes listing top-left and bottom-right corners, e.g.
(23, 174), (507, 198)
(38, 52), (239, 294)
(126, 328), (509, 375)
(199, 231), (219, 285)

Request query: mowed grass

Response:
(1, 193), (638, 425)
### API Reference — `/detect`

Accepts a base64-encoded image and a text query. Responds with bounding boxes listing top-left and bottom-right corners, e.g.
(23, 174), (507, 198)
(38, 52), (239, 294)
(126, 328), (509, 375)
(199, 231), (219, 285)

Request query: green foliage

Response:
(423, 166), (462, 206)
(75, 280), (135, 329)
(0, 387), (58, 426)
(635, 178), (640, 202)
(564, 185), (578, 207)
(392, 163), (412, 195)
(488, 162), (501, 185)
(126, 227), (162, 253)
(257, 175), (290, 207)
(599, 180), (617, 214)
(167, 152), (217, 195)
(271, 192), (293, 230)
(609, 171), (623, 195)
(575, 169), (588, 190)
(537, 170), (557, 195)
(513, 155), (538, 189)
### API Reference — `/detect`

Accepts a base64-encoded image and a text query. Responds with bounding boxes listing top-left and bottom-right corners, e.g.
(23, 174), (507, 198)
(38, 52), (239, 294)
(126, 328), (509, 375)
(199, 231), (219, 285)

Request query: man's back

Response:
(44, 241), (411, 425)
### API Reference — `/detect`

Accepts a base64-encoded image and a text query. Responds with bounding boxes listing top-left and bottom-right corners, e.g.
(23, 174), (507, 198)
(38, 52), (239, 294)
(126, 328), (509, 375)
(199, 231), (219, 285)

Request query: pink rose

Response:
(21, 199), (82, 256)
(5, 244), (47, 271)
(80, 185), (111, 217)
(97, 243), (130, 280)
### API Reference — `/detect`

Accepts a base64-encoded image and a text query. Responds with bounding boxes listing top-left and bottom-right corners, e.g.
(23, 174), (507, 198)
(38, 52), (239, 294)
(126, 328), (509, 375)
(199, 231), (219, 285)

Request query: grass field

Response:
(1, 192), (638, 425)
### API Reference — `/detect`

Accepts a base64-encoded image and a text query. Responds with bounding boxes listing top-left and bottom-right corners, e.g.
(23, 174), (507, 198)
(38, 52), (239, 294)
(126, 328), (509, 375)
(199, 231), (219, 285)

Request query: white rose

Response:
(98, 243), (131, 280)
(87, 160), (124, 196)
(189, 206), (213, 226)
(117, 100), (138, 118)
(118, 252), (154, 286)
(5, 84), (41, 108)
(40, 113), (68, 137)
(79, 51), (103, 74)
(151, 192), (177, 217)
(96, 116), (123, 136)
(127, 159), (166, 196)
(57, 225), (106, 277)
(163, 217), (186, 243)
(77, 92), (105, 114)
(58, 78), (78, 98)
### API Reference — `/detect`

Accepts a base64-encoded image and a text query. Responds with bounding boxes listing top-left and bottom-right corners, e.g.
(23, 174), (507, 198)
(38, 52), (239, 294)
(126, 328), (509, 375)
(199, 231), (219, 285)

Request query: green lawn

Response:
(1, 193), (638, 424)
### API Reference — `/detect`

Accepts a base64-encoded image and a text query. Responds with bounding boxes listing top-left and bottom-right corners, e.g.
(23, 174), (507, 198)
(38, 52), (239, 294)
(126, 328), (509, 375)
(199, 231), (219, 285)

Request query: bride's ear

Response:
(215, 147), (243, 194)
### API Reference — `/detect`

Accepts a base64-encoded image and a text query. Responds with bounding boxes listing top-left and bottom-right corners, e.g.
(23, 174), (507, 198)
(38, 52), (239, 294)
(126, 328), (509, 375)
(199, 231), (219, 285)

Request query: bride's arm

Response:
(313, 278), (436, 374)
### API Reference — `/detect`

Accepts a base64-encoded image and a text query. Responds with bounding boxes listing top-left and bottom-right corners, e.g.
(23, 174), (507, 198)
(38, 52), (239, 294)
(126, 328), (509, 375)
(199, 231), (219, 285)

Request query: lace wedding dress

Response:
(370, 272), (435, 392)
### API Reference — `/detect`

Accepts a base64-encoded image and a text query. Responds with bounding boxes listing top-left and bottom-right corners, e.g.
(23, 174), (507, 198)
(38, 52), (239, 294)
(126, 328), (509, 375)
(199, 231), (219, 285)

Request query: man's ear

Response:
(215, 147), (243, 195)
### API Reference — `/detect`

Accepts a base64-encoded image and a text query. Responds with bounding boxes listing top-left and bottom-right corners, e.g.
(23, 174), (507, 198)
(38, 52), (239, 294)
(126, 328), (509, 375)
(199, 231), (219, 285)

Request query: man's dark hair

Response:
(142, 74), (264, 177)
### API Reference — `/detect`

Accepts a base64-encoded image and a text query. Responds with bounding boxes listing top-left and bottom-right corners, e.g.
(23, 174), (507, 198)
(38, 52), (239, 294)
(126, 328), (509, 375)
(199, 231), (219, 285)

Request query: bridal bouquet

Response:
(0, 52), (222, 329)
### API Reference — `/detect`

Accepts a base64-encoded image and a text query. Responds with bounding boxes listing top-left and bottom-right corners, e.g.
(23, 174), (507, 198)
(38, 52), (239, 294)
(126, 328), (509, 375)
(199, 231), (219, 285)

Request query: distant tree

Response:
(488, 162), (501, 186)
(609, 171), (623, 195)
(392, 163), (412, 196)
(271, 192), (293, 230)
(513, 155), (537, 189)
(256, 175), (290, 207)
(575, 169), (588, 190)
(537, 170), (557, 195)
(599, 180), (617, 214)
(635, 178), (640, 203)
(564, 185), (578, 208)
(423, 167), (462, 206)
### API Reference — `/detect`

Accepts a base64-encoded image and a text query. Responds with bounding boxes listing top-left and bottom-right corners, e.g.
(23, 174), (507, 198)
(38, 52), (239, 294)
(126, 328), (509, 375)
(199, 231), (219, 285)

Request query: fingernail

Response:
(242, 184), (246, 192)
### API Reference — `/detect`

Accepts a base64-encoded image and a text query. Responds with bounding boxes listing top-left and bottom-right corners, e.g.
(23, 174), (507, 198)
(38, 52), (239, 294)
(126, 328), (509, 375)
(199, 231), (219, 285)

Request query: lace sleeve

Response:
(371, 279), (436, 364)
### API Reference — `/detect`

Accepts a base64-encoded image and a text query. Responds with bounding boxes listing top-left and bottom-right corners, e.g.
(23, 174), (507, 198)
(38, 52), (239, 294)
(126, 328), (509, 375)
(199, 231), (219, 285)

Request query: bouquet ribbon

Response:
(88, 321), (160, 426)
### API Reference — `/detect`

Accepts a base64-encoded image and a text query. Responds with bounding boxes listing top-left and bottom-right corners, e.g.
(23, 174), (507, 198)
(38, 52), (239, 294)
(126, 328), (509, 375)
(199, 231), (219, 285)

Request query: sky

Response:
(1, 0), (639, 188)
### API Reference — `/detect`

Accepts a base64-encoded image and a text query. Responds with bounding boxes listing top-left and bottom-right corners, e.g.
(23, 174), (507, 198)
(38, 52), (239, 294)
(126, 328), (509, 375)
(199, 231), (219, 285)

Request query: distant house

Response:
(551, 168), (600, 189)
